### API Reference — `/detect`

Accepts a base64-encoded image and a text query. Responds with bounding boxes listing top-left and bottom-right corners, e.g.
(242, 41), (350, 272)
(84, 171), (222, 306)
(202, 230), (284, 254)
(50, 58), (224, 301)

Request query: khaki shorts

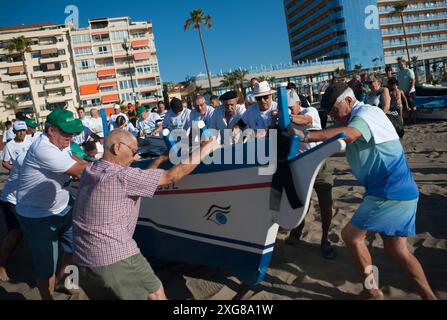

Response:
(79, 253), (161, 300)
(314, 160), (334, 207)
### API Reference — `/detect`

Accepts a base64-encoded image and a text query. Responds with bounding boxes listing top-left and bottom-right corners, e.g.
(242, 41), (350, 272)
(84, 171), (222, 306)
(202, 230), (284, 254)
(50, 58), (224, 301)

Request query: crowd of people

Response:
(0, 59), (438, 300)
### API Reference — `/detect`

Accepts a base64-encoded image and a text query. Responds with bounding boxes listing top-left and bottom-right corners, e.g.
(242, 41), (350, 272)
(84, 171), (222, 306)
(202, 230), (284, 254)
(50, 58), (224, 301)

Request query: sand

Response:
(0, 120), (446, 300)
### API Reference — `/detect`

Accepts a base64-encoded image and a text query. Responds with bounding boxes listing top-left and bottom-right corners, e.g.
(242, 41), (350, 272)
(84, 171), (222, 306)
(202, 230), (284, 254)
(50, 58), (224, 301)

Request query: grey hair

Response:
(335, 87), (357, 104)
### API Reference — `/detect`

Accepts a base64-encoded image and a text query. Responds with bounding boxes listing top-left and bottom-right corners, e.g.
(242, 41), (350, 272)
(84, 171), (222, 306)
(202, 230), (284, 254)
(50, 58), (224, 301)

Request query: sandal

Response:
(321, 241), (336, 260)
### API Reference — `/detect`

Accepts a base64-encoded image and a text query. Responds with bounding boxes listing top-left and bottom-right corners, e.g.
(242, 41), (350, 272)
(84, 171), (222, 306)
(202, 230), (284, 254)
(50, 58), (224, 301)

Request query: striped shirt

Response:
(73, 159), (162, 267)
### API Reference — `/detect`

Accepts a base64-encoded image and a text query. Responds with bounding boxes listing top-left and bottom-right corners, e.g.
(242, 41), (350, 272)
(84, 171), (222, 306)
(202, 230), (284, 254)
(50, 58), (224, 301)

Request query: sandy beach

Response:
(0, 120), (446, 300)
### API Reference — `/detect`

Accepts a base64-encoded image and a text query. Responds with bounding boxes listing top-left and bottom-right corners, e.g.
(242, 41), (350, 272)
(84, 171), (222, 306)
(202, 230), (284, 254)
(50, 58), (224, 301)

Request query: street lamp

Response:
(122, 38), (138, 108)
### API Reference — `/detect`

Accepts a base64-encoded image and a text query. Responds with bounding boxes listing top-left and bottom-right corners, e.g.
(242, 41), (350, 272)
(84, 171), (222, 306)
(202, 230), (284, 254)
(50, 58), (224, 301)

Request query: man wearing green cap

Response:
(15, 108), (89, 300)
(25, 118), (42, 143)
(136, 106), (162, 137)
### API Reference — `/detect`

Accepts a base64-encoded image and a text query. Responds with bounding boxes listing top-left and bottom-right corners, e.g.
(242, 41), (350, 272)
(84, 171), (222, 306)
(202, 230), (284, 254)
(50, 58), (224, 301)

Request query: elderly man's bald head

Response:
(103, 129), (138, 166)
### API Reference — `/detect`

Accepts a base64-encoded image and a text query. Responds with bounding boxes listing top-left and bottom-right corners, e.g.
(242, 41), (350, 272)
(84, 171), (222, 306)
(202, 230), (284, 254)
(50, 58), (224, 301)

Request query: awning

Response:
(80, 84), (99, 95)
(99, 81), (117, 88)
(40, 48), (58, 55)
(101, 93), (120, 103)
(133, 52), (150, 61)
(8, 65), (24, 73)
(131, 39), (149, 48)
(97, 68), (116, 77)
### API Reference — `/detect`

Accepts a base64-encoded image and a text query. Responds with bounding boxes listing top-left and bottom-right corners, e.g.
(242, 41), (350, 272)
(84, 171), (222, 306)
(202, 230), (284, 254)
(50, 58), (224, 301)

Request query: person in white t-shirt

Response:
(15, 108), (88, 300)
(2, 121), (15, 143)
(1, 121), (31, 171)
(77, 107), (91, 128)
(190, 95), (214, 128)
(163, 98), (191, 132)
(25, 118), (42, 143)
(245, 78), (259, 106)
(209, 90), (246, 144)
(136, 106), (162, 137)
(284, 89), (336, 260)
(242, 81), (277, 138)
(109, 104), (129, 130)
(88, 108), (104, 138)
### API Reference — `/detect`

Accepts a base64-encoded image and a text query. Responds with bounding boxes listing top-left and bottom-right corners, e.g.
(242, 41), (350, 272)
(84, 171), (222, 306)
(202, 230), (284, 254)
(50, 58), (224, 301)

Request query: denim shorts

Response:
(16, 204), (73, 279)
(350, 196), (418, 237)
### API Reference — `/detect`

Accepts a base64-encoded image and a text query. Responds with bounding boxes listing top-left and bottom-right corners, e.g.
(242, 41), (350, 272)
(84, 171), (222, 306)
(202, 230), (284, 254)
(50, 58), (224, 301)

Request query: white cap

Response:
(114, 104), (121, 110)
(287, 89), (300, 107)
(13, 121), (27, 131)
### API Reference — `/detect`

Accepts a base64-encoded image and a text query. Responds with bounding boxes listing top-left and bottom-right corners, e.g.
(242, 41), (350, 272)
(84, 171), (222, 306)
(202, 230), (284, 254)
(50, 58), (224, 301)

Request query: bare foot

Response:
(359, 289), (384, 300)
(0, 267), (10, 282)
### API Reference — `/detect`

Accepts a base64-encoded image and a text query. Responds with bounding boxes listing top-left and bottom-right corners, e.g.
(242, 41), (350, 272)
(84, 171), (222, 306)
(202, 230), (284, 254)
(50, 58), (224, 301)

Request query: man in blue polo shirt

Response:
(290, 83), (437, 300)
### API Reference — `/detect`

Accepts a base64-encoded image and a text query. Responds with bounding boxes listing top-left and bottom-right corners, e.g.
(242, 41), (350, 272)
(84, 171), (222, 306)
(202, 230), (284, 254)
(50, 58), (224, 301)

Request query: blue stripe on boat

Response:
(134, 224), (273, 284)
(138, 217), (275, 251)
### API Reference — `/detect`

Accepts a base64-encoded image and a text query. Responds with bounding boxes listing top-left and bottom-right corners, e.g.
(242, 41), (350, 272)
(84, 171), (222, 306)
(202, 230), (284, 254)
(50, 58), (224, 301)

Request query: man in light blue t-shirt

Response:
(397, 59), (417, 123)
(290, 83), (437, 300)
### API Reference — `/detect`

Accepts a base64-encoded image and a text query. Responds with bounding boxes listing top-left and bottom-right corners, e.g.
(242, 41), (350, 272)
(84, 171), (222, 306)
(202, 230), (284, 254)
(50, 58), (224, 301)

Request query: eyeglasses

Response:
(255, 95), (271, 102)
(119, 142), (138, 156)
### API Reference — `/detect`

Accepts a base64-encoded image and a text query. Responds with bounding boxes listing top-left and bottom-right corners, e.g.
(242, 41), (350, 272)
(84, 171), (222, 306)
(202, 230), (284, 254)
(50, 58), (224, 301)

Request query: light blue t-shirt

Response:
(347, 116), (419, 201)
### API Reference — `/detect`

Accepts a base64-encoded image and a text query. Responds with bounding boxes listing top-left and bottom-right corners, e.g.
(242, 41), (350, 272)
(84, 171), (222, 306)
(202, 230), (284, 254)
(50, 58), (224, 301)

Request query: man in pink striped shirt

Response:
(73, 129), (217, 300)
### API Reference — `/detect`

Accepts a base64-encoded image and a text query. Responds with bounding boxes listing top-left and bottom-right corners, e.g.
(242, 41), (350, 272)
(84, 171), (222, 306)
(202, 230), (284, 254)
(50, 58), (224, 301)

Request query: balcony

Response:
(32, 69), (69, 78)
(2, 73), (28, 82)
(46, 94), (71, 104)
(3, 86), (31, 96)
(44, 80), (71, 90)
(39, 54), (67, 64)
(18, 100), (33, 107)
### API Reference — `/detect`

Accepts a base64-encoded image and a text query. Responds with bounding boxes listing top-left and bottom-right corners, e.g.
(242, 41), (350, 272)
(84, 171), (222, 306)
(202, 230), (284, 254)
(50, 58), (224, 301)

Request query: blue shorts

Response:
(350, 196), (418, 237)
(16, 204), (73, 279)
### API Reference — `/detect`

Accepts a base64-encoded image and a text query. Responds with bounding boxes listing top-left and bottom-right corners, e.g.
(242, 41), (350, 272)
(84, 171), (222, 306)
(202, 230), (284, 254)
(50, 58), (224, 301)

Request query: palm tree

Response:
(232, 69), (249, 93)
(354, 64), (363, 73)
(390, 2), (411, 64)
(6, 36), (37, 118)
(1, 95), (20, 113)
(184, 9), (214, 94)
(266, 76), (277, 88)
(220, 72), (237, 88)
(335, 67), (346, 78)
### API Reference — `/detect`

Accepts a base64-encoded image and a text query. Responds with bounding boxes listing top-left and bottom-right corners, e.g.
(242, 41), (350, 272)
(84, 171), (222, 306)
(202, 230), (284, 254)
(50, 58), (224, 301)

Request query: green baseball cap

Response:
(137, 106), (147, 118)
(46, 109), (84, 134)
(25, 118), (38, 129)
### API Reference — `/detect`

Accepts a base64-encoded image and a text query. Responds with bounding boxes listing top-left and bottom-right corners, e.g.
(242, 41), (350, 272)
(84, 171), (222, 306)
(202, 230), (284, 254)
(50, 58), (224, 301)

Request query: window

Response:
(109, 20), (127, 28)
(78, 72), (97, 83)
(58, 49), (66, 55)
(76, 59), (95, 70)
(81, 98), (101, 107)
(150, 63), (159, 73)
(72, 34), (90, 44)
(31, 52), (41, 59)
(136, 65), (151, 74)
(96, 45), (111, 54)
(74, 47), (93, 56)
(138, 79), (155, 87)
(61, 62), (68, 68)
(35, 78), (45, 85)
(131, 32), (146, 39)
(119, 79), (137, 90)
(110, 30), (129, 41)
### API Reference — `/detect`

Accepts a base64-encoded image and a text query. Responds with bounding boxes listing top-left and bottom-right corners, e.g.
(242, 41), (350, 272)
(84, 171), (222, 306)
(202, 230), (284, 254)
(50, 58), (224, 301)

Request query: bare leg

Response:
(0, 229), (22, 282)
(383, 237), (437, 300)
(341, 224), (382, 298)
(148, 284), (167, 300)
(57, 253), (73, 284)
(37, 276), (55, 300)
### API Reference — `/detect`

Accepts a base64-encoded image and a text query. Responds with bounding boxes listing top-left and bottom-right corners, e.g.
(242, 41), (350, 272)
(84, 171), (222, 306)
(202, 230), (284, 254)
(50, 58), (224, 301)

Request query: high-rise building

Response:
(0, 23), (79, 123)
(284, 0), (447, 73)
(69, 17), (162, 111)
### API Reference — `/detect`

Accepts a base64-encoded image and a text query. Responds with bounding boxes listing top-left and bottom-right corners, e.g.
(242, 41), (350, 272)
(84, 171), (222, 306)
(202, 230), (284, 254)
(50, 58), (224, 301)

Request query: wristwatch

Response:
(303, 130), (310, 143)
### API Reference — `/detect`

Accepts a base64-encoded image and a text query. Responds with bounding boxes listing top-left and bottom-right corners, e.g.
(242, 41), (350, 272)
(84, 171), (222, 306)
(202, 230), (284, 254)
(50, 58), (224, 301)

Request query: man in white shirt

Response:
(136, 106), (162, 137)
(77, 107), (91, 128)
(88, 108), (104, 138)
(2, 121), (15, 143)
(242, 81), (277, 136)
(190, 95), (214, 128)
(209, 91), (246, 144)
(284, 89), (336, 260)
(109, 104), (129, 130)
(245, 78), (259, 106)
(15, 108), (88, 300)
(25, 118), (42, 143)
(1, 121), (31, 171)
(163, 98), (191, 132)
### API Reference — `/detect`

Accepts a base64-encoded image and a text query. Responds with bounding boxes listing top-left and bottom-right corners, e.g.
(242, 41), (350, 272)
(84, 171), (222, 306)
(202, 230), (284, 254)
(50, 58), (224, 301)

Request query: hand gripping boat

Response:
(130, 85), (347, 284)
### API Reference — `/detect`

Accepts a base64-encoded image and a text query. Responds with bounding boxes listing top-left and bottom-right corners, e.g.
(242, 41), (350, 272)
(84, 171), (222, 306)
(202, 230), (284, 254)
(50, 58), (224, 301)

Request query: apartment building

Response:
(0, 23), (78, 123)
(69, 17), (162, 111)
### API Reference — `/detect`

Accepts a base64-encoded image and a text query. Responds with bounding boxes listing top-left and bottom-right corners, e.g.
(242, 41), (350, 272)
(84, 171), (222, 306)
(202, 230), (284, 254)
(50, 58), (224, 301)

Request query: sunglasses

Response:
(119, 142), (138, 156)
(255, 95), (271, 101)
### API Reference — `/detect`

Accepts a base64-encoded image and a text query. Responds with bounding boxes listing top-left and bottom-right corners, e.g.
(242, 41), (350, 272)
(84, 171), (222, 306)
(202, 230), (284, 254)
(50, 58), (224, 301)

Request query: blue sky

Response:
(0, 0), (291, 82)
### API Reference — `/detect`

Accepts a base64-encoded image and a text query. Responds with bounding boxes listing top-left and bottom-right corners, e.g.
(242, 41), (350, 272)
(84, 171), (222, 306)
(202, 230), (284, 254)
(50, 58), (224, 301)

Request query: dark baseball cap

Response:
(320, 82), (349, 111)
